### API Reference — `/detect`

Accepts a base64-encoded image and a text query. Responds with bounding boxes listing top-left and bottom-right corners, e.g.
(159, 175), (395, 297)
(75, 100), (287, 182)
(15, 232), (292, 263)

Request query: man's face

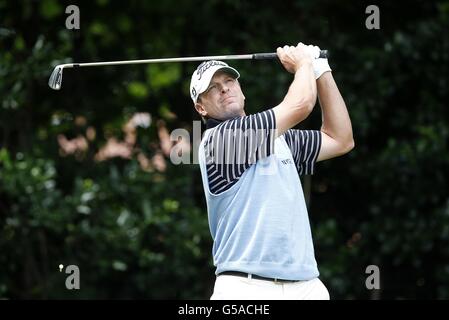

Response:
(195, 71), (245, 121)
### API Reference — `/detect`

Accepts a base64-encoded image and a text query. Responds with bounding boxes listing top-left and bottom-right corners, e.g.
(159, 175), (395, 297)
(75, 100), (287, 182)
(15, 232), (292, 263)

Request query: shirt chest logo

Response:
(281, 158), (293, 165)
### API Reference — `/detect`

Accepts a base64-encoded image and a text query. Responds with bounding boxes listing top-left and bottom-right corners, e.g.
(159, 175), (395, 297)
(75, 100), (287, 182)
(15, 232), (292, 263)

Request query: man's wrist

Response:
(295, 59), (313, 73)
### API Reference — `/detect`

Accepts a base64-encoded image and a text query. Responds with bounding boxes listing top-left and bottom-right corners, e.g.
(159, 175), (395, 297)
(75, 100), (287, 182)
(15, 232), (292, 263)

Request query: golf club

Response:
(48, 50), (329, 90)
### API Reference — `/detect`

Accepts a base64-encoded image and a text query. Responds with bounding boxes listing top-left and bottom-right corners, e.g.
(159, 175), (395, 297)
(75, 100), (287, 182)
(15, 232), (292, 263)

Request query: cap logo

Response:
(196, 61), (227, 81)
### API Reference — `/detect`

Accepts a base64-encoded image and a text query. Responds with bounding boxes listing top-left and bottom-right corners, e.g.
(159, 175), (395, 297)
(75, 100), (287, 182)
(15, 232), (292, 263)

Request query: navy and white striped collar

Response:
(205, 118), (223, 129)
(206, 115), (247, 129)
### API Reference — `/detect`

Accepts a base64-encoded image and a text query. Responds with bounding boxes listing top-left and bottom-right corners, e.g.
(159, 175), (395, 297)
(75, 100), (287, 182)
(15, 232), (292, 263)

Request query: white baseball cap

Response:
(190, 60), (240, 104)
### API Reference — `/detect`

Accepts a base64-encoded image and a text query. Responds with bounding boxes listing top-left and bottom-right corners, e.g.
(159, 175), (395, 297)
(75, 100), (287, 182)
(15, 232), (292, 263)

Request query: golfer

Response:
(190, 42), (354, 300)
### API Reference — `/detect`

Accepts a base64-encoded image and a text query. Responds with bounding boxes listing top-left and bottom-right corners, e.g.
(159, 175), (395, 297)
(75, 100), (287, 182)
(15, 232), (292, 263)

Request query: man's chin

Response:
(224, 104), (244, 116)
(223, 109), (244, 119)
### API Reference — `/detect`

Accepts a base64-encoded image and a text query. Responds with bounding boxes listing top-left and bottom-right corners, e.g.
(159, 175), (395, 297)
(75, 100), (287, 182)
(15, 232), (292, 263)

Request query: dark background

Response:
(1, 0), (448, 299)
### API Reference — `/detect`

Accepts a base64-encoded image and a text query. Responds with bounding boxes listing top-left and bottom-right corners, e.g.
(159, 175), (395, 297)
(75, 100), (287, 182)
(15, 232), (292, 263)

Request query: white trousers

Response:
(210, 274), (330, 300)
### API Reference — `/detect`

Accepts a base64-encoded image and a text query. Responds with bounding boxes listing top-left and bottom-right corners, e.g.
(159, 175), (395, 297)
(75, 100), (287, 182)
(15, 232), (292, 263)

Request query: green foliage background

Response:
(1, 0), (448, 299)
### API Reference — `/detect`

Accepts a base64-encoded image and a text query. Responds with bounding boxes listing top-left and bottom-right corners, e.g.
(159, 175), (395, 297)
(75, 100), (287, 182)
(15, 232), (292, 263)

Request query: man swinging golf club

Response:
(191, 42), (354, 300)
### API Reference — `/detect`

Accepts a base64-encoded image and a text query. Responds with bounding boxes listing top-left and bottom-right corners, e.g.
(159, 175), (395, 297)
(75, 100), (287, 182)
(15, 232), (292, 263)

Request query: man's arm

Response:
(316, 72), (354, 162)
(273, 44), (317, 137)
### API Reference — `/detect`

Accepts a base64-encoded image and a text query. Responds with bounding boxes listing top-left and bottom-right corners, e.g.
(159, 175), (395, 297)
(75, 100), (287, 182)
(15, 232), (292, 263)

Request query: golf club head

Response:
(48, 65), (63, 90)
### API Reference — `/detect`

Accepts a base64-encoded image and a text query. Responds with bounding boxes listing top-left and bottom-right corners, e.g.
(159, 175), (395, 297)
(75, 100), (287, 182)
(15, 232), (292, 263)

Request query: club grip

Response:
(253, 50), (329, 60)
(252, 53), (278, 60)
(319, 50), (328, 59)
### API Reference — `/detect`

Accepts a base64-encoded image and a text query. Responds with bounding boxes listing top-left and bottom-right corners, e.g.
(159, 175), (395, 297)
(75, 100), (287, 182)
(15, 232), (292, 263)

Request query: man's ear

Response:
(194, 102), (207, 118)
(237, 80), (245, 101)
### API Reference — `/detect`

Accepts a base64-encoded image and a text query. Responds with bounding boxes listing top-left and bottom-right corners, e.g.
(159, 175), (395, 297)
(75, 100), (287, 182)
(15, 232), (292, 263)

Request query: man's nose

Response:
(220, 84), (230, 93)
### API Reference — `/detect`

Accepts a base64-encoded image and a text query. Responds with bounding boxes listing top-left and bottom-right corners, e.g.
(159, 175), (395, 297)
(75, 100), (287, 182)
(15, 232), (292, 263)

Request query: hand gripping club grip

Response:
(253, 50), (329, 60)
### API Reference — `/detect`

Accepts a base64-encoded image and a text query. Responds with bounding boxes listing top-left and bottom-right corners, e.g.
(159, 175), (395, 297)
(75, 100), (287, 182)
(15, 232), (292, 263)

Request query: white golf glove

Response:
(305, 44), (332, 79)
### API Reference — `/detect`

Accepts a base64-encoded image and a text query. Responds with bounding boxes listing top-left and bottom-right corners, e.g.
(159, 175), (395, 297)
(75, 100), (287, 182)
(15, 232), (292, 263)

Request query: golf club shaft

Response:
(49, 50), (329, 90)
(62, 51), (328, 68)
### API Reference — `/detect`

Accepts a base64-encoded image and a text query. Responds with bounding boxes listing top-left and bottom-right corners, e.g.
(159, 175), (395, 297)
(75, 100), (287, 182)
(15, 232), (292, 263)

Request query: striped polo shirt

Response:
(198, 109), (322, 280)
